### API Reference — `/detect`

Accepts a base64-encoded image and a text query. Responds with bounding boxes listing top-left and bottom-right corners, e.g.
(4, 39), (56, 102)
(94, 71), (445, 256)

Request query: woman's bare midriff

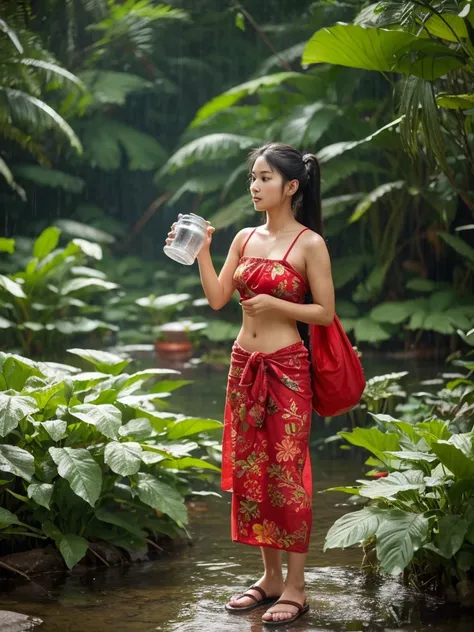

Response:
(235, 309), (302, 354)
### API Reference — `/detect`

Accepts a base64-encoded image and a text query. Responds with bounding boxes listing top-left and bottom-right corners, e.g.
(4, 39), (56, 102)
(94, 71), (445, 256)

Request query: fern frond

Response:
(82, 117), (167, 171)
(161, 133), (262, 175)
(0, 87), (82, 153)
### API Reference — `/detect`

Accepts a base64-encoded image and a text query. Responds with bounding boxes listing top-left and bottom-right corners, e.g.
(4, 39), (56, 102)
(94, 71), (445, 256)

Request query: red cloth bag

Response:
(309, 316), (365, 417)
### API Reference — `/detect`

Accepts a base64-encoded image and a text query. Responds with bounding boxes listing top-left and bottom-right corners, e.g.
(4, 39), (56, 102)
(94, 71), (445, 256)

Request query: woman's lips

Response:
(253, 197), (261, 202)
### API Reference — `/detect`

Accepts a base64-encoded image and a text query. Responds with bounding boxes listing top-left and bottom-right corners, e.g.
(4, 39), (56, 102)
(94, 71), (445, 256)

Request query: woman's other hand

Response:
(241, 294), (276, 317)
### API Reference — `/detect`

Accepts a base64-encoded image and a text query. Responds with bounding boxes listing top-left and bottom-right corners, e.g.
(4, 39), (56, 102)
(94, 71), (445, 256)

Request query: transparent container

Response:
(163, 213), (207, 265)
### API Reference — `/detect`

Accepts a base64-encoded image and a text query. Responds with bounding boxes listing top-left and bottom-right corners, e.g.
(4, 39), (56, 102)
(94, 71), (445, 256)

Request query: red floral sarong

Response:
(221, 341), (313, 553)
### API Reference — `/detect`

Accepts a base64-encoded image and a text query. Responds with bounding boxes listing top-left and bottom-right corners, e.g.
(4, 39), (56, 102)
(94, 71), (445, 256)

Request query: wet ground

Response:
(1, 356), (472, 631)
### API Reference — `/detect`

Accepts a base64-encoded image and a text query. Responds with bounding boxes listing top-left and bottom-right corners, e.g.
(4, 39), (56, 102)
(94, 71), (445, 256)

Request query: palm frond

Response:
(210, 194), (254, 230)
(316, 116), (404, 164)
(350, 181), (406, 223)
(0, 156), (26, 200)
(168, 175), (228, 205)
(0, 124), (50, 165)
(79, 70), (152, 106)
(0, 18), (24, 53)
(20, 59), (85, 91)
(0, 88), (82, 153)
(13, 165), (85, 193)
(160, 134), (263, 175)
(280, 102), (338, 148)
(400, 76), (446, 169)
(191, 72), (314, 127)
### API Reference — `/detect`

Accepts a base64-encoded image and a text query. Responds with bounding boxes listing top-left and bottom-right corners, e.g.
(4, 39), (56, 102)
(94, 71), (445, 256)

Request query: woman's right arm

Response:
(197, 227), (251, 310)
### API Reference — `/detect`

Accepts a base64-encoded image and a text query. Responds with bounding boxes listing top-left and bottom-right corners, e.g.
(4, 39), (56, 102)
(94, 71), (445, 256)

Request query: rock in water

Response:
(0, 611), (42, 631)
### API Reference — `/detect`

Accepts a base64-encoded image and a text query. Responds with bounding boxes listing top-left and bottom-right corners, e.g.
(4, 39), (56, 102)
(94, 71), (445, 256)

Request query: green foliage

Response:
(0, 349), (221, 568)
(0, 226), (120, 356)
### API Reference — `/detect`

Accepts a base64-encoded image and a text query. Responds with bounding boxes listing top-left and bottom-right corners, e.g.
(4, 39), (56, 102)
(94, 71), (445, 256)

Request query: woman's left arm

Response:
(241, 233), (335, 325)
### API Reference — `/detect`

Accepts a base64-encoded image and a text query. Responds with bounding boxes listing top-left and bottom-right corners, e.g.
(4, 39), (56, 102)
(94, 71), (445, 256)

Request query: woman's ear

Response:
(286, 179), (299, 196)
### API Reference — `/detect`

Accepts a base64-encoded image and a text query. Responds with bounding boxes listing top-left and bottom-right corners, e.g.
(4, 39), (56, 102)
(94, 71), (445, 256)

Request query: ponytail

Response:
(300, 154), (323, 237)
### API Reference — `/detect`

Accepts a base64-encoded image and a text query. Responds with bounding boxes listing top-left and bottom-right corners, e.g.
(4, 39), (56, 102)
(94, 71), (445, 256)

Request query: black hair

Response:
(248, 142), (323, 236)
(247, 142), (324, 361)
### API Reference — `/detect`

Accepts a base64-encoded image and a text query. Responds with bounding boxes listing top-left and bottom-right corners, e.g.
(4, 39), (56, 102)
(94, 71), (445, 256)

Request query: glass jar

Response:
(163, 213), (207, 265)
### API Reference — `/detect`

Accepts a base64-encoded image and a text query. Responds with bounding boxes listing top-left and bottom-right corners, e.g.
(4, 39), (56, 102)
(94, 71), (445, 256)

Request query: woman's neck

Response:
(264, 206), (299, 236)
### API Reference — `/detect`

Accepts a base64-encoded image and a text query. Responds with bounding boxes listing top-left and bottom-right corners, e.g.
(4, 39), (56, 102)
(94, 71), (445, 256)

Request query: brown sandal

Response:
(262, 599), (310, 626)
(225, 585), (279, 613)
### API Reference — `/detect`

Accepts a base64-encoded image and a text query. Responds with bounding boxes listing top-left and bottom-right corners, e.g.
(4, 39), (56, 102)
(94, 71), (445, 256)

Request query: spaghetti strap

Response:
(282, 228), (309, 261)
(240, 228), (257, 257)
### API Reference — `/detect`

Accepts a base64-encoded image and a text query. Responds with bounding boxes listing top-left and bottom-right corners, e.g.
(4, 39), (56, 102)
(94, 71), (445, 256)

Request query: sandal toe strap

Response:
(272, 599), (305, 611)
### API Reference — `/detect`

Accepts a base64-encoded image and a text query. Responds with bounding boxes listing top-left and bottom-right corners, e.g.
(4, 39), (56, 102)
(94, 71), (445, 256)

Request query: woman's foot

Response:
(226, 575), (284, 609)
(261, 584), (306, 623)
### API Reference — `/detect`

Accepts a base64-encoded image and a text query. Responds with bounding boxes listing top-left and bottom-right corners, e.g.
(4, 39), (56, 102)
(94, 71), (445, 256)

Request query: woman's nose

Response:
(250, 182), (259, 193)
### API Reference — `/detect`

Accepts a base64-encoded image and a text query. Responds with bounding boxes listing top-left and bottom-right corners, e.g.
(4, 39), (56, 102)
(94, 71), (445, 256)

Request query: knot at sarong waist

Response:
(231, 341), (309, 430)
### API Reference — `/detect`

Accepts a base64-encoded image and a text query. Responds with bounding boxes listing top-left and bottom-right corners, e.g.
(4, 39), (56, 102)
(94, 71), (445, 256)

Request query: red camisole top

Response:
(233, 227), (309, 303)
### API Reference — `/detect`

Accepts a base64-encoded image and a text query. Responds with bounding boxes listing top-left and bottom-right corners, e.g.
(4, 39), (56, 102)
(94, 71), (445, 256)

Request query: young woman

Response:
(166, 142), (335, 626)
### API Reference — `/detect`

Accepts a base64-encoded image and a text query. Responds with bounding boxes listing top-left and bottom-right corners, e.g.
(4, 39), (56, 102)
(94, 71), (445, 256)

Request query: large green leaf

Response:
(324, 506), (387, 551)
(436, 93), (474, 110)
(33, 226), (61, 259)
(0, 274), (26, 298)
(14, 166), (85, 193)
(0, 393), (38, 437)
(339, 427), (400, 462)
(303, 24), (464, 79)
(61, 277), (118, 295)
(166, 418), (223, 440)
(55, 219), (115, 245)
(59, 534), (88, 569)
(95, 507), (144, 538)
(41, 419), (68, 442)
(104, 441), (142, 476)
(376, 510), (429, 575)
(69, 404), (122, 439)
(0, 238), (14, 254)
(22, 381), (65, 409)
(27, 483), (53, 509)
(67, 349), (130, 375)
(160, 456), (221, 472)
(49, 447), (102, 506)
(135, 473), (188, 525)
(0, 507), (21, 529)
(0, 444), (35, 481)
(438, 232), (474, 263)
(120, 368), (180, 391)
(360, 470), (425, 499)
(370, 301), (418, 325)
(431, 441), (474, 479)
(354, 317), (392, 343)
(435, 515), (468, 559)
(280, 103), (337, 147)
(118, 418), (153, 440)
(191, 73), (313, 126)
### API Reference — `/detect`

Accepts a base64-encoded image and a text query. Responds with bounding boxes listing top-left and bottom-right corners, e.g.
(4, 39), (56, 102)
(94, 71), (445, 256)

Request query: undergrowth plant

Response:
(0, 349), (221, 569)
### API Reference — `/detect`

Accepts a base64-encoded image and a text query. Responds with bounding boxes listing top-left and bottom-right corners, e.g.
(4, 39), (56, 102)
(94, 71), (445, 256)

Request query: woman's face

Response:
(249, 155), (290, 212)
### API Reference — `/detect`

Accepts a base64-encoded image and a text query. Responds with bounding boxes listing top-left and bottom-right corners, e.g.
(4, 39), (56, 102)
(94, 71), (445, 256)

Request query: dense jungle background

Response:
(1, 2), (474, 630)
